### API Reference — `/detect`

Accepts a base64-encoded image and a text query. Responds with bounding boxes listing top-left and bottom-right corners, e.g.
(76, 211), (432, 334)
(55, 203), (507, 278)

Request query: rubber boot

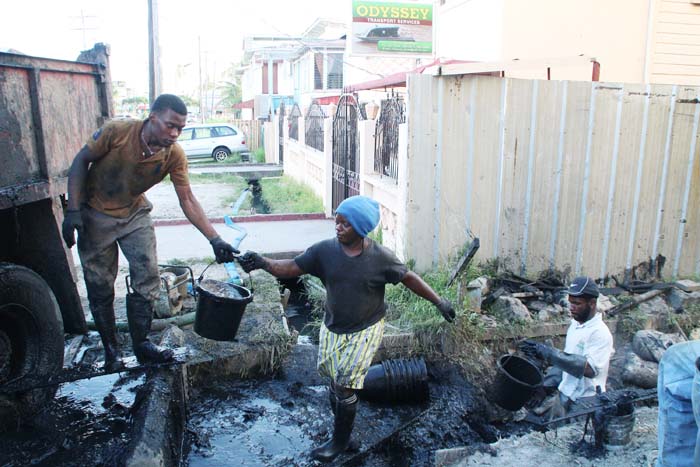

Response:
(327, 385), (360, 451)
(311, 393), (358, 462)
(91, 306), (123, 371)
(126, 292), (174, 364)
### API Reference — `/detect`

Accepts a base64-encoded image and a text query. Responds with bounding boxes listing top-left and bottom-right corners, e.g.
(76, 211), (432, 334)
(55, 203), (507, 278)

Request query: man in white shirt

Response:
(520, 276), (615, 417)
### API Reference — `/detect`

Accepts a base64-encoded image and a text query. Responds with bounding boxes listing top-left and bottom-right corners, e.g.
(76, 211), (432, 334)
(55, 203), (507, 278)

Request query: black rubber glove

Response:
(62, 210), (84, 248)
(435, 298), (456, 323)
(518, 339), (553, 361)
(238, 251), (266, 273)
(209, 236), (239, 263)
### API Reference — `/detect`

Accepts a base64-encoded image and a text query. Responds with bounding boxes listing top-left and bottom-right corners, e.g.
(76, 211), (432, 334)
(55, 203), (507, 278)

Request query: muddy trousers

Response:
(656, 340), (700, 467)
(77, 205), (161, 357)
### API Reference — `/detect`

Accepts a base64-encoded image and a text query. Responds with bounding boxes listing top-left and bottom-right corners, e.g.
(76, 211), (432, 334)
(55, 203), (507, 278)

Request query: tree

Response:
(217, 62), (242, 110)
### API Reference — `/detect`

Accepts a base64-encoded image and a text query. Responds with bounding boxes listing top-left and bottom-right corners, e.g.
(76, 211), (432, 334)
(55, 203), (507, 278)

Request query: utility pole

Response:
(147, 0), (162, 105)
(70, 9), (96, 50)
(198, 36), (204, 123)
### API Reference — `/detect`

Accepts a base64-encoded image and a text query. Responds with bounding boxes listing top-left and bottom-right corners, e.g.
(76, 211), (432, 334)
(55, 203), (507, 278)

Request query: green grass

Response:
(259, 176), (324, 213)
(252, 147), (265, 163)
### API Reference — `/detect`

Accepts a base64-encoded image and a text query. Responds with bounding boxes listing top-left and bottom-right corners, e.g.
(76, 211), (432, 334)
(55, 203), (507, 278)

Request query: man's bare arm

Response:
(173, 183), (218, 240)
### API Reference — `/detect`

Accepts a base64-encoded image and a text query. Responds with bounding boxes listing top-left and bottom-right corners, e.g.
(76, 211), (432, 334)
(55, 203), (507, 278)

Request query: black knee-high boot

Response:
(126, 292), (174, 364)
(91, 305), (122, 370)
(311, 392), (358, 462)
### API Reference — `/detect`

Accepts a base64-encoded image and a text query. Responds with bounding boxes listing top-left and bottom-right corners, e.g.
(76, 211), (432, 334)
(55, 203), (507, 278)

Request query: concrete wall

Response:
(284, 117), (334, 218)
(405, 73), (700, 278)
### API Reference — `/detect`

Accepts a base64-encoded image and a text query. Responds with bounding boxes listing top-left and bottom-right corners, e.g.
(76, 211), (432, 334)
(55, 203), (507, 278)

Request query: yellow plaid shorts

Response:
(317, 319), (385, 390)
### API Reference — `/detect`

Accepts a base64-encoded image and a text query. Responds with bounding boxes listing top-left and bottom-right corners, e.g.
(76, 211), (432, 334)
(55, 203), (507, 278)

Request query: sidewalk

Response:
(155, 218), (335, 261)
(71, 217), (336, 265)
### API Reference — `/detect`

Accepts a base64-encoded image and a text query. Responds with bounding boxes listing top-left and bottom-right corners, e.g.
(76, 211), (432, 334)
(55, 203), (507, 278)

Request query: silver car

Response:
(178, 124), (248, 162)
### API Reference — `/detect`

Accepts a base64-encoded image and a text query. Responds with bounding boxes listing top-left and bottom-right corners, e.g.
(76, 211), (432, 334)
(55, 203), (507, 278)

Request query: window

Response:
(214, 126), (236, 137)
(314, 53), (324, 90)
(179, 128), (194, 141)
(194, 128), (212, 139)
(327, 54), (343, 89)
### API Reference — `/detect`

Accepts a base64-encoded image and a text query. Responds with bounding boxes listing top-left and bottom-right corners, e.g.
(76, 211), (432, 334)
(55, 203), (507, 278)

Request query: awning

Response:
(314, 95), (340, 105)
(344, 58), (476, 92)
(233, 99), (254, 109)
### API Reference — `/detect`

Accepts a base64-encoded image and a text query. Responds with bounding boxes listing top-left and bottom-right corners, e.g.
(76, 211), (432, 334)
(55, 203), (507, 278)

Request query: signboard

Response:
(349, 0), (434, 57)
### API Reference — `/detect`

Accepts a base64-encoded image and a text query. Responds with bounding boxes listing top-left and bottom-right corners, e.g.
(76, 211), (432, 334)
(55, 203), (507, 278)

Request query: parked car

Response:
(178, 123), (248, 162)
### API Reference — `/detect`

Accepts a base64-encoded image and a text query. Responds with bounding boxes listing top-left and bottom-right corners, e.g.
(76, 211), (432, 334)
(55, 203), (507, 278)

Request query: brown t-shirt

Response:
(85, 119), (189, 218)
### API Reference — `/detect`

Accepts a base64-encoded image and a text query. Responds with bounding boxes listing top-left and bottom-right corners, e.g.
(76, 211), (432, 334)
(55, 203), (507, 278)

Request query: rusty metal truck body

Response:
(0, 45), (112, 423)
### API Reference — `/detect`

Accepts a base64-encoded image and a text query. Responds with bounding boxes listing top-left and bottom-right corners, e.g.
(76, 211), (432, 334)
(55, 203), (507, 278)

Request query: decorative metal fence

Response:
(278, 100), (285, 163)
(374, 95), (405, 182)
(332, 94), (363, 211)
(305, 102), (325, 152)
(289, 104), (302, 141)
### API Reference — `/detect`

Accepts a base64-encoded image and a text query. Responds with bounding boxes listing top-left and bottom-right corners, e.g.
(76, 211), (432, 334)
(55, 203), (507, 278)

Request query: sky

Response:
(1, 0), (348, 96)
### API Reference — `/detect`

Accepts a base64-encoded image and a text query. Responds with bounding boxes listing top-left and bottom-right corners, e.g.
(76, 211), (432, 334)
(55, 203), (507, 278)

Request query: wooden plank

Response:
(657, 86), (697, 272)
(470, 75), (508, 263)
(630, 84), (675, 267)
(405, 74), (439, 271)
(553, 81), (592, 273)
(438, 74), (471, 260)
(525, 79), (565, 273)
(677, 87), (700, 275)
(579, 83), (624, 276)
(496, 78), (535, 269)
(604, 83), (647, 276)
(656, 22), (700, 35)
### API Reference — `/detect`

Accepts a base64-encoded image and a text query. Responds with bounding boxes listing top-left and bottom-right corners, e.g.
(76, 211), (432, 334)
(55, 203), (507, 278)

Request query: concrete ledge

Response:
(153, 212), (327, 227)
(184, 304), (294, 386)
(124, 327), (187, 467)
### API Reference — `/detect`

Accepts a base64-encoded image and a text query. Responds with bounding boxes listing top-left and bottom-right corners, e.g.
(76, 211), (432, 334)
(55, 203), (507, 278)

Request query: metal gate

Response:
(278, 100), (285, 164)
(374, 94), (405, 183)
(332, 94), (362, 211)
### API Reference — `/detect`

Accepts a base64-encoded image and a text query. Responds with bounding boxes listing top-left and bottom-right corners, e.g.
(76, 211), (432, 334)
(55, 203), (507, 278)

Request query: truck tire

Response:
(0, 263), (64, 428)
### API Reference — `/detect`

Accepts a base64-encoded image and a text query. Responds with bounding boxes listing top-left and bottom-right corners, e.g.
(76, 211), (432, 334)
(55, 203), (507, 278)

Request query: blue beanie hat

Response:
(336, 195), (380, 237)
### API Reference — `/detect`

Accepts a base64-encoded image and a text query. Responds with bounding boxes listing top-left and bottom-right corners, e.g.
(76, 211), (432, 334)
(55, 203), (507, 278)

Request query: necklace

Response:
(140, 125), (155, 158)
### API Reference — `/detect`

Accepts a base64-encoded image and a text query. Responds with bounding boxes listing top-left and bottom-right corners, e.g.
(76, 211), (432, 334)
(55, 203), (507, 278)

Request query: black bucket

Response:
(194, 279), (253, 341)
(358, 357), (429, 404)
(490, 354), (543, 411)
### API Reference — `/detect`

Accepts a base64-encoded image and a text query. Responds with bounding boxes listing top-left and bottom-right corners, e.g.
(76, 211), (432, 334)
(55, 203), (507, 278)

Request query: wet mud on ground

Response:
(1, 369), (145, 466)
(184, 342), (495, 467)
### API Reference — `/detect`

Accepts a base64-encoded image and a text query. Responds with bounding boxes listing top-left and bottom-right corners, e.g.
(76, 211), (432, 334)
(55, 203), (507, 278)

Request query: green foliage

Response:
(121, 96), (148, 106)
(368, 227), (383, 245)
(253, 147), (265, 163)
(670, 303), (700, 336)
(259, 176), (324, 214)
(616, 307), (649, 340)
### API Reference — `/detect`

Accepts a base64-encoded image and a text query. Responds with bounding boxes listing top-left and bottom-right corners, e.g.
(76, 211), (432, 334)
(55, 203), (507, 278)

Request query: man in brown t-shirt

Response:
(62, 94), (238, 367)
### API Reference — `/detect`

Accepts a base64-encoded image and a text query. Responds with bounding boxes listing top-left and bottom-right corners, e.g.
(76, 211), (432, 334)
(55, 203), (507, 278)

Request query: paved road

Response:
(188, 163), (283, 178)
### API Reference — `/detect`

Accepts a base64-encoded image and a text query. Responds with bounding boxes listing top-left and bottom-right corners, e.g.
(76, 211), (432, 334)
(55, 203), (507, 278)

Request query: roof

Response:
(344, 58), (478, 92)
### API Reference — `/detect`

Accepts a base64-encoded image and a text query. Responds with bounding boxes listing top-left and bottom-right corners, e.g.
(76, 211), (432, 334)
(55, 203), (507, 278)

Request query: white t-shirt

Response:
(558, 312), (614, 400)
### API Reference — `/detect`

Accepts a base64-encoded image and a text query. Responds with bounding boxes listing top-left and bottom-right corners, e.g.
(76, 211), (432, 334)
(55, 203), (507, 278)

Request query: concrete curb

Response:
(153, 212), (328, 227)
(124, 327), (187, 467)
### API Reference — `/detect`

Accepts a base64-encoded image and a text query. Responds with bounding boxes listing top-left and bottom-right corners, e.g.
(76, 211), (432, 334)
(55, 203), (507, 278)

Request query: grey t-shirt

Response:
(294, 238), (408, 334)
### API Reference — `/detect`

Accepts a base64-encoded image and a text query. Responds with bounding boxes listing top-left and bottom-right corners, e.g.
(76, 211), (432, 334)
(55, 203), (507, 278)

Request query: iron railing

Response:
(278, 100), (285, 163)
(305, 102), (325, 152)
(289, 104), (302, 141)
(373, 95), (405, 183)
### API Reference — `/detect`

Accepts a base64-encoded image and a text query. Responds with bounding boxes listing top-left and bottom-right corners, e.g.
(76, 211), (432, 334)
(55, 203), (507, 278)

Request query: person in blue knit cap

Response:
(239, 195), (455, 462)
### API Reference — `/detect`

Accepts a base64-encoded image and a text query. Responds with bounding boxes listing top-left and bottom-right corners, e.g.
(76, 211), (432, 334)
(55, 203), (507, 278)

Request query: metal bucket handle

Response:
(196, 258), (254, 295)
